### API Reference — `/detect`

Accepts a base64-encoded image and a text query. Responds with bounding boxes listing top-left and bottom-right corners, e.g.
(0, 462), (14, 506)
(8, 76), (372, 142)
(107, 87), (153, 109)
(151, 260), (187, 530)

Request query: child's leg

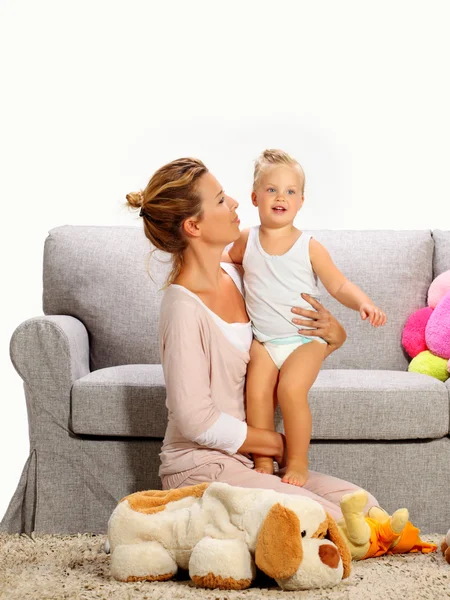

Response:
(246, 339), (279, 474)
(277, 340), (327, 487)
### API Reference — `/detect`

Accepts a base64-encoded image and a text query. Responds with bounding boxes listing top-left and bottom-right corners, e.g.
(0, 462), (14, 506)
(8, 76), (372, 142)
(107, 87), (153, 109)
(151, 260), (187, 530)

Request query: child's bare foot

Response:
(254, 456), (274, 475)
(274, 433), (287, 470)
(281, 458), (309, 487)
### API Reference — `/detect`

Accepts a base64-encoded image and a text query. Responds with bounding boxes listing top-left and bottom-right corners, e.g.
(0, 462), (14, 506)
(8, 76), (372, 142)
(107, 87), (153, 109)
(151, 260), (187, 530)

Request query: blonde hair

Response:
(125, 157), (208, 288)
(253, 149), (305, 194)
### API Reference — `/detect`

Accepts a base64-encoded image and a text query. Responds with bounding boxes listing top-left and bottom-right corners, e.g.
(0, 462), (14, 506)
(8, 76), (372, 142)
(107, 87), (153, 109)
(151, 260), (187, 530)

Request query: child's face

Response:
(252, 165), (304, 228)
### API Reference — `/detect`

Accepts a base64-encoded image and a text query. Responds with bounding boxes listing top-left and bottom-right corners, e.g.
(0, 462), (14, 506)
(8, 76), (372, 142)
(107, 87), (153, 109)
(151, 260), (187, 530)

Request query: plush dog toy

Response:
(402, 269), (450, 381)
(336, 489), (437, 559)
(441, 529), (450, 563)
(107, 481), (352, 591)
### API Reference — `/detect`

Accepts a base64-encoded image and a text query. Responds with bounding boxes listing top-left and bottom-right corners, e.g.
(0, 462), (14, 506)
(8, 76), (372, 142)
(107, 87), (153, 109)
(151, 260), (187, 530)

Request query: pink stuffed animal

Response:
(402, 270), (450, 381)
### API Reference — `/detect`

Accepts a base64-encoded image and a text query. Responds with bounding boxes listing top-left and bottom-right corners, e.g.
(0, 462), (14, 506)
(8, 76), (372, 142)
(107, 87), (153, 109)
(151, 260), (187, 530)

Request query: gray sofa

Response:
(1, 225), (449, 535)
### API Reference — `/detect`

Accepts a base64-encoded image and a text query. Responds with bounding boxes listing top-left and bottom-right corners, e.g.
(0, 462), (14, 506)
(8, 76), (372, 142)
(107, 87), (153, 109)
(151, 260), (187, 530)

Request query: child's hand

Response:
(220, 251), (233, 263)
(359, 303), (387, 327)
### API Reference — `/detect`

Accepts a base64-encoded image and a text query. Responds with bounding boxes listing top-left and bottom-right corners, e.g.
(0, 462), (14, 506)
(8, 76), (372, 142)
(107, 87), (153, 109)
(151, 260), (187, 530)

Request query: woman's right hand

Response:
(275, 432), (287, 469)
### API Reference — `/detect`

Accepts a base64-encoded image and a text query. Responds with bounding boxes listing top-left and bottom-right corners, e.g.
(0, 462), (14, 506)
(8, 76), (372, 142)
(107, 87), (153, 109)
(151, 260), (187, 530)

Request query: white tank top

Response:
(242, 226), (322, 342)
(171, 262), (253, 354)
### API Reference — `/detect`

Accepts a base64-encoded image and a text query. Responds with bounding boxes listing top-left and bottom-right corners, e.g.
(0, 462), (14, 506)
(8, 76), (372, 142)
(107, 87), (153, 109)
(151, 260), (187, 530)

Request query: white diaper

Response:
(263, 335), (327, 370)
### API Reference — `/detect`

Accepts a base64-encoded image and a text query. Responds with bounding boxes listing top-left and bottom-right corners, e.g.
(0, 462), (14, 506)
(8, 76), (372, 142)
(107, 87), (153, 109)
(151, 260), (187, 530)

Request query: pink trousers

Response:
(160, 455), (379, 520)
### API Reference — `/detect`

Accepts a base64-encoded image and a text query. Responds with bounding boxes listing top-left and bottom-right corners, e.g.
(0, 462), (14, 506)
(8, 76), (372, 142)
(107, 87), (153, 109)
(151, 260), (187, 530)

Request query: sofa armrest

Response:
(3, 316), (90, 533)
(10, 315), (90, 385)
(9, 316), (90, 441)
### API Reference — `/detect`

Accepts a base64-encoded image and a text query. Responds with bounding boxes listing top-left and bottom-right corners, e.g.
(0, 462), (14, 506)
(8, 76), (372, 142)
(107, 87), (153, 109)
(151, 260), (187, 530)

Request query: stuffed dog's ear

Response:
(326, 512), (352, 578)
(255, 503), (303, 579)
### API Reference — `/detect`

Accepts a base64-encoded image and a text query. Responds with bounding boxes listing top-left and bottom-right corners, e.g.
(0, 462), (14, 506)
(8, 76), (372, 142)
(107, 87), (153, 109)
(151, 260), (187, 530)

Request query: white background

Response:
(1, 0), (449, 520)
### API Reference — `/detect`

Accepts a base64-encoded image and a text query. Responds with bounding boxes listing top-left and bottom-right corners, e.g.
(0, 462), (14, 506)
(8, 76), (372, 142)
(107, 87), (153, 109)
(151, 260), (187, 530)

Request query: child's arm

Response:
(309, 238), (387, 327)
(220, 250), (234, 263)
(221, 228), (250, 264)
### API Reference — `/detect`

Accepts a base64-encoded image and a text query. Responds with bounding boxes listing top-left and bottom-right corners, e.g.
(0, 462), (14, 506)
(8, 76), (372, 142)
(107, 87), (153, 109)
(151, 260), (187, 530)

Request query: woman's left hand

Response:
(291, 293), (347, 351)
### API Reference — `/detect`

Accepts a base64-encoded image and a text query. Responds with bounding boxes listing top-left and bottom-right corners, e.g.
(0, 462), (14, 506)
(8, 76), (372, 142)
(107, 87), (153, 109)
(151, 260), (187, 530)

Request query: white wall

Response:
(1, 0), (449, 521)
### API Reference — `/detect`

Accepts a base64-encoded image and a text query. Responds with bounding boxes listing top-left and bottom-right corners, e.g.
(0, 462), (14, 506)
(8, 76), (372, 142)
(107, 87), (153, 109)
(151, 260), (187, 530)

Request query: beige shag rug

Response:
(0, 532), (449, 600)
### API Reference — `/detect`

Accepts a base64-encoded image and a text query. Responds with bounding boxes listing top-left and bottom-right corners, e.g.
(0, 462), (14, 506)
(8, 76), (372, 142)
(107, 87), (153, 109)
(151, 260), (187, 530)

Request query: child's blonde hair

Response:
(253, 149), (305, 194)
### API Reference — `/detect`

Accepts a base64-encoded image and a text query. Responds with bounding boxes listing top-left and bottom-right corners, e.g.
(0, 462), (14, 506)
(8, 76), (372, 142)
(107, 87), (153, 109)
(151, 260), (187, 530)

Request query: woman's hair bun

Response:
(125, 191), (143, 210)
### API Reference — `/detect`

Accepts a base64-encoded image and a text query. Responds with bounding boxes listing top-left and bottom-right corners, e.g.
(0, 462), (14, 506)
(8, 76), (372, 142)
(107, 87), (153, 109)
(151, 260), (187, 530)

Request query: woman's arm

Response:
(238, 428), (286, 466)
(161, 299), (288, 461)
(161, 300), (267, 456)
(291, 293), (347, 358)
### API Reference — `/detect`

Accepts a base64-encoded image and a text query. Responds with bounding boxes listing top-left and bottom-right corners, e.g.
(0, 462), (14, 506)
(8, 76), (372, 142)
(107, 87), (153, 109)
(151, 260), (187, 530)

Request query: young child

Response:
(224, 149), (387, 487)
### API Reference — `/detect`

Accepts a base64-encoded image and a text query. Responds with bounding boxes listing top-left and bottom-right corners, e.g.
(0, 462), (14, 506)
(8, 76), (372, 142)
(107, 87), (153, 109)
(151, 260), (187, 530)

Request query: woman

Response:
(126, 157), (378, 520)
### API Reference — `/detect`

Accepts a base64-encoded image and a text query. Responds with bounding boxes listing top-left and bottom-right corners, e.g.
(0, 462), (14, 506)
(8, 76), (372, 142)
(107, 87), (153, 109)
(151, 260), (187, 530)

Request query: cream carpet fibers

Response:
(0, 532), (449, 599)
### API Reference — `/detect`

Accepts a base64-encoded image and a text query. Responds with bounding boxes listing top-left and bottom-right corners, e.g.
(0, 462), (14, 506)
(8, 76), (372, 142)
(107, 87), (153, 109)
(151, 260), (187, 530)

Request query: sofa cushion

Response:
(43, 226), (171, 370)
(71, 365), (166, 437)
(447, 379), (450, 431)
(302, 369), (449, 440)
(44, 226), (433, 372)
(304, 230), (433, 371)
(433, 229), (450, 277)
(71, 366), (449, 440)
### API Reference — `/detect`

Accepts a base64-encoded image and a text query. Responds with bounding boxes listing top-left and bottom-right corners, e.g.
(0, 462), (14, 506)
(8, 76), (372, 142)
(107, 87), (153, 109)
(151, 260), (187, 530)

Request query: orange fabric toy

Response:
(336, 489), (437, 560)
(363, 512), (437, 559)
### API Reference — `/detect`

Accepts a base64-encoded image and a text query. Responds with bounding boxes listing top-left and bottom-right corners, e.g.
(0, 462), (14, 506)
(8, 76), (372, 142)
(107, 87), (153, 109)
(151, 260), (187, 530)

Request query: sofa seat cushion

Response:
(71, 366), (449, 440)
(71, 365), (167, 437)
(285, 369), (449, 440)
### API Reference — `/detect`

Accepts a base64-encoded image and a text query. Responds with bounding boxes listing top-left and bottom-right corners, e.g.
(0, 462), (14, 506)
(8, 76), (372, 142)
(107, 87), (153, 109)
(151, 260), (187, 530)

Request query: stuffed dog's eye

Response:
(301, 530), (306, 538)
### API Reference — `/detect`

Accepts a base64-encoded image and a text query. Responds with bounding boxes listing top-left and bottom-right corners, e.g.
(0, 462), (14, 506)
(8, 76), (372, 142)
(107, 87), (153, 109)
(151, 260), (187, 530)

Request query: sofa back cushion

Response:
(43, 226), (170, 369)
(43, 226), (435, 371)
(304, 230), (433, 370)
(433, 229), (450, 277)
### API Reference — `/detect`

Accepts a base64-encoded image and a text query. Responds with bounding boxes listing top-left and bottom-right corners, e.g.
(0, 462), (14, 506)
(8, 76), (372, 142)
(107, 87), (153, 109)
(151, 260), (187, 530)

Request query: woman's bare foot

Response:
(281, 457), (309, 487)
(254, 456), (274, 475)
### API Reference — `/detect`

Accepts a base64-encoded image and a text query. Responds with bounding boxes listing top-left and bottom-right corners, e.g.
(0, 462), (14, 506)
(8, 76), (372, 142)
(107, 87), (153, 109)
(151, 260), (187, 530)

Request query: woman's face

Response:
(192, 171), (240, 245)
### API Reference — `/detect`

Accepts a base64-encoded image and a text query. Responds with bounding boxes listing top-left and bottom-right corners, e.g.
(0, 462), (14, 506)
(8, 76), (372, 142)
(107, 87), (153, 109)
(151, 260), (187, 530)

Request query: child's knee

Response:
(277, 380), (311, 400)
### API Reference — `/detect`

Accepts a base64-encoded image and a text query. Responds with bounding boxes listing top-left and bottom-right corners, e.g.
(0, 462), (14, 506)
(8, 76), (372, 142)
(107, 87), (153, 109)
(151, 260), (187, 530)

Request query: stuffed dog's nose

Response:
(318, 544), (340, 569)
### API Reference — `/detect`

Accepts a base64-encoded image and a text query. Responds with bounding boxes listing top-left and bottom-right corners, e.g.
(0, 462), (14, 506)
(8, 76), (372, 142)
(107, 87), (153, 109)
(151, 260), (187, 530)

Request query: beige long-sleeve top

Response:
(158, 278), (254, 478)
